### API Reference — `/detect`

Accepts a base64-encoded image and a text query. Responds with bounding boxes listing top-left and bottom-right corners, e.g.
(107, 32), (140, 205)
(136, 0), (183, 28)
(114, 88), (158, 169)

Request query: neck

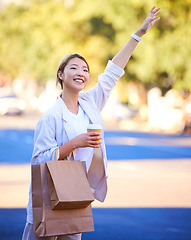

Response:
(61, 89), (79, 114)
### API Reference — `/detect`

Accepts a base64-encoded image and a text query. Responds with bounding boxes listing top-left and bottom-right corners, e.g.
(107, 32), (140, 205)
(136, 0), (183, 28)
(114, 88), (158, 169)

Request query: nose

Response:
(77, 71), (84, 77)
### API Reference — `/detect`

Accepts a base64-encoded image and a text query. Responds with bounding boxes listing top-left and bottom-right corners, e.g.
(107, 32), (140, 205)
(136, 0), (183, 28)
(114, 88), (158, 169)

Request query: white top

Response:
(67, 104), (95, 171)
(26, 60), (125, 224)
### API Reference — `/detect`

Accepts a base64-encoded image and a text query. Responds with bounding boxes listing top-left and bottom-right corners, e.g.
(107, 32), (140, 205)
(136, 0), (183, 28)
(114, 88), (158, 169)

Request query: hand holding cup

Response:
(87, 124), (102, 148)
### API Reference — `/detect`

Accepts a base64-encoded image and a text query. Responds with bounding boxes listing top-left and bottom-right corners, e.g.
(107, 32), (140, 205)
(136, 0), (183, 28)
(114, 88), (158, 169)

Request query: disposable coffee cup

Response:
(87, 124), (102, 145)
(87, 124), (102, 134)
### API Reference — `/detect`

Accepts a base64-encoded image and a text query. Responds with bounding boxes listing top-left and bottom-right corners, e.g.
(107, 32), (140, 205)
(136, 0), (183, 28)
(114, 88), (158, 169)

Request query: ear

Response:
(58, 70), (64, 80)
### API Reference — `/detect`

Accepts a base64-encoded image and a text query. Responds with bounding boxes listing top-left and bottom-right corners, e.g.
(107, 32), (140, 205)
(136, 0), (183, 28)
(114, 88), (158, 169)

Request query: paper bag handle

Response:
(64, 156), (70, 161)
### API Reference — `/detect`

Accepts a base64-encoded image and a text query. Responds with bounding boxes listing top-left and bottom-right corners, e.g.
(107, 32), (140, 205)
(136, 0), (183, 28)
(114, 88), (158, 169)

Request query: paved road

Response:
(0, 129), (191, 239)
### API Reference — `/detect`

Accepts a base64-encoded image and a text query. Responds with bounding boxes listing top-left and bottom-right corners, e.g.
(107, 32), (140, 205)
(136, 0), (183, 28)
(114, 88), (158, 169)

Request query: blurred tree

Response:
(0, 0), (190, 93)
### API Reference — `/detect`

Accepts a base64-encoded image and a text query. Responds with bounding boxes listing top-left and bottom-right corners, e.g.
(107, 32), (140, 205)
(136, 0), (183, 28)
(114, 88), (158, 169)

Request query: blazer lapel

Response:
(57, 97), (76, 141)
(78, 98), (97, 124)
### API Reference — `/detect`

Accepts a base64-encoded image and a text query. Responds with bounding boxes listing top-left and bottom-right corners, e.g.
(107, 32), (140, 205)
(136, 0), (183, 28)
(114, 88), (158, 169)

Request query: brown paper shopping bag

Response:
(32, 163), (94, 237)
(46, 160), (94, 210)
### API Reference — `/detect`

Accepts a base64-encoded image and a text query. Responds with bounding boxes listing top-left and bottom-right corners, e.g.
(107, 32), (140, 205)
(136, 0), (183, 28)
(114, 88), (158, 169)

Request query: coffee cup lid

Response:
(87, 124), (102, 130)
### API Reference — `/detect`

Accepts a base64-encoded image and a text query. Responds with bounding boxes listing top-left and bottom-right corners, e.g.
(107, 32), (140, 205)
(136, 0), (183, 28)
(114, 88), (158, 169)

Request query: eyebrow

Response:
(70, 63), (88, 68)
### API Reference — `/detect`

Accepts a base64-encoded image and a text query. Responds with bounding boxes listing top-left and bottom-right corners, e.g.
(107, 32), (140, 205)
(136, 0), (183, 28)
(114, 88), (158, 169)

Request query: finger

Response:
(89, 139), (101, 145)
(94, 145), (100, 148)
(152, 17), (160, 25)
(153, 7), (160, 14)
(151, 11), (160, 21)
(91, 143), (101, 147)
(154, 17), (160, 23)
(88, 133), (102, 139)
(90, 145), (100, 148)
(154, 10), (161, 17)
(88, 132), (101, 136)
(150, 6), (156, 12)
(90, 136), (102, 141)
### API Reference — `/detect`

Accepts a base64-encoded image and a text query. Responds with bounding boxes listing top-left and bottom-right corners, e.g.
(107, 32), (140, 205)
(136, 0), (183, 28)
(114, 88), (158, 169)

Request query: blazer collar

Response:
(78, 98), (96, 124)
(57, 95), (97, 124)
(56, 96), (76, 142)
(57, 96), (72, 122)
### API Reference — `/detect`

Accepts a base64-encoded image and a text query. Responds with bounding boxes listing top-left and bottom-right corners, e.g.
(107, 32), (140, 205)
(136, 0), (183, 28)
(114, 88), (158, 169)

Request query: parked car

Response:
(0, 93), (26, 115)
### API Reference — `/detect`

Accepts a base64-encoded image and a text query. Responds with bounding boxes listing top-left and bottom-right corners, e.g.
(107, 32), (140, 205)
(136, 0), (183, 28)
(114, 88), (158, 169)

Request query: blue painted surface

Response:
(0, 129), (34, 164)
(0, 129), (191, 163)
(0, 208), (191, 240)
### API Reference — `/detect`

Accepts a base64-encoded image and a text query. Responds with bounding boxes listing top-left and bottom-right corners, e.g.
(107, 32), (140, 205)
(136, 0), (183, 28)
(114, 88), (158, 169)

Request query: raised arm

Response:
(112, 6), (160, 69)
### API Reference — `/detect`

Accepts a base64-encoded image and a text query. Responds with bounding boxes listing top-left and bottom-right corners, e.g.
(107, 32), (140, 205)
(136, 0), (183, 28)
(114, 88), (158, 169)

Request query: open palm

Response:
(141, 6), (160, 34)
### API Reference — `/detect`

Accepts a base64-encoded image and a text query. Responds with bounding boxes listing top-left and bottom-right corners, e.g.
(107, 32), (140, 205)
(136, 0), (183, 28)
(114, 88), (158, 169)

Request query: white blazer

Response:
(31, 60), (124, 202)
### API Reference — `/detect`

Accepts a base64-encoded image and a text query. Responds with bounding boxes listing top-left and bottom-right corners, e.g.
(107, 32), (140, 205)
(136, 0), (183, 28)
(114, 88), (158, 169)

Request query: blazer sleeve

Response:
(81, 60), (125, 111)
(31, 114), (59, 165)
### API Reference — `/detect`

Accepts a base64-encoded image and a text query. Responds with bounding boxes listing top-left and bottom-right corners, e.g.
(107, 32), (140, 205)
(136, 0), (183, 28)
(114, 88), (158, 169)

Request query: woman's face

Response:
(60, 57), (89, 93)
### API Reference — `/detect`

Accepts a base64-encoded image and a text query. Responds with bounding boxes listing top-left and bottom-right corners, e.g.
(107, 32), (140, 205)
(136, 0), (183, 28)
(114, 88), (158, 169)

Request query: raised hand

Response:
(140, 6), (161, 35)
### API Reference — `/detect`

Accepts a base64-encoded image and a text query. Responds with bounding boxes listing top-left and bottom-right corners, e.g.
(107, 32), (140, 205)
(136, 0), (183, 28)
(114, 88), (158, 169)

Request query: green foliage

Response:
(0, 0), (190, 91)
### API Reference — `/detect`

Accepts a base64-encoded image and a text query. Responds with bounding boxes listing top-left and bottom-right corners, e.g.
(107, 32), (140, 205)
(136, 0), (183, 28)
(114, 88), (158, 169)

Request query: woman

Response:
(22, 6), (160, 240)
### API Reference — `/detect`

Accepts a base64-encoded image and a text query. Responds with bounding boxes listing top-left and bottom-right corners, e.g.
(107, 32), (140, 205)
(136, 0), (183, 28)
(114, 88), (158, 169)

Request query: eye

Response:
(83, 69), (89, 73)
(70, 67), (77, 70)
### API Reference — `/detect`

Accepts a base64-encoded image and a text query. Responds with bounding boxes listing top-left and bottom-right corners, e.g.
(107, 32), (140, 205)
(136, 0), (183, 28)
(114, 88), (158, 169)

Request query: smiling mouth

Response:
(74, 78), (84, 83)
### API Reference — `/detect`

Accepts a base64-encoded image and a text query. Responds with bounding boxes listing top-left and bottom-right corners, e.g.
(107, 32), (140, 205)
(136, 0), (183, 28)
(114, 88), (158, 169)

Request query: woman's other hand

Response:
(58, 132), (102, 160)
(72, 132), (102, 149)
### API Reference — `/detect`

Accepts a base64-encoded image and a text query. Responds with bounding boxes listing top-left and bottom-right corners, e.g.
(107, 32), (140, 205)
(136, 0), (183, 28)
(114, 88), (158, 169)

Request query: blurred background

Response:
(0, 0), (191, 134)
(0, 1), (191, 240)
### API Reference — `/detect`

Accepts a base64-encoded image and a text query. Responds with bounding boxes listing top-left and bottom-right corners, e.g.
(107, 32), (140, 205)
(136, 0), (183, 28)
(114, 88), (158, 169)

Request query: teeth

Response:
(75, 79), (83, 83)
